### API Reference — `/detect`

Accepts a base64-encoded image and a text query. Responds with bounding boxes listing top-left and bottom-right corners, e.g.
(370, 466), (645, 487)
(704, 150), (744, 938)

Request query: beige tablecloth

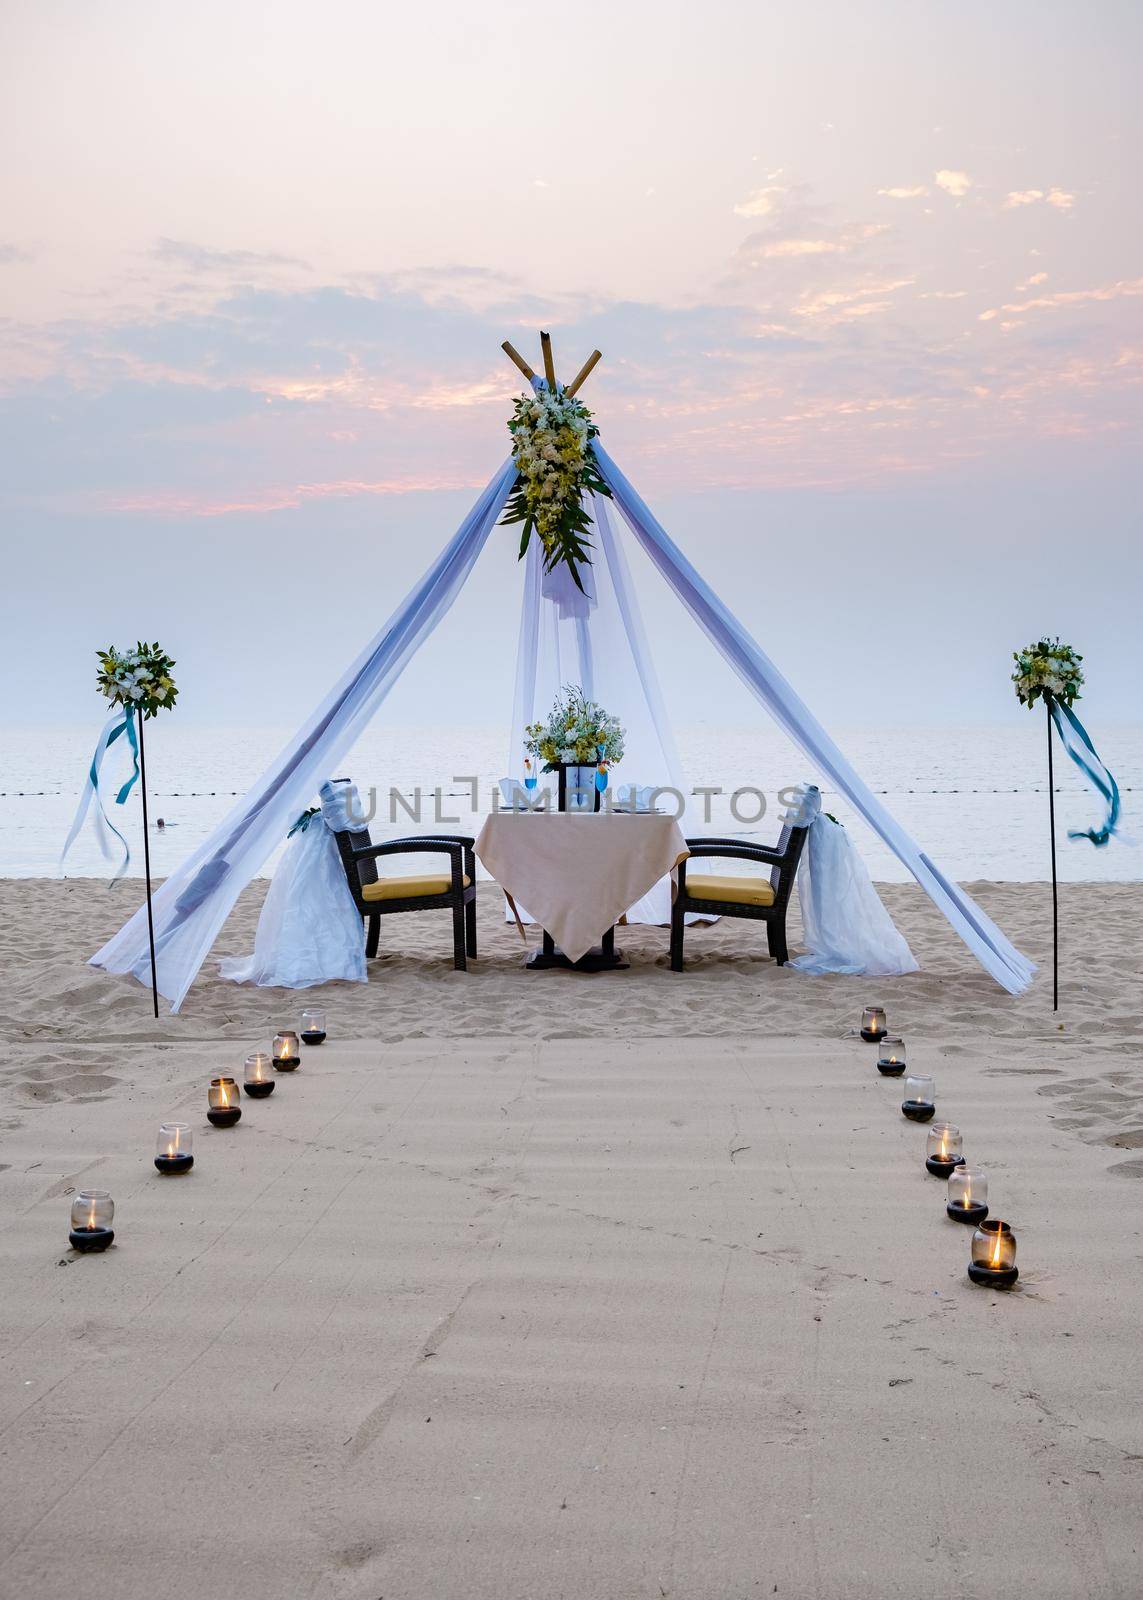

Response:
(475, 812), (689, 963)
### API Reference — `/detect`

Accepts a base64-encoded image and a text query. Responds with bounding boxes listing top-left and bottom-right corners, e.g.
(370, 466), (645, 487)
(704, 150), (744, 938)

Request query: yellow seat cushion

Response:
(361, 873), (471, 903)
(686, 873), (775, 907)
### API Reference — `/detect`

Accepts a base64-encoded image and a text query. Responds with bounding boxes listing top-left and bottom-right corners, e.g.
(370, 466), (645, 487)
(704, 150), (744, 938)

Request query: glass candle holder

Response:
(876, 1036), (907, 1076)
(243, 1052), (275, 1098)
(901, 1073), (936, 1122)
(860, 1005), (887, 1043)
(924, 1121), (964, 1177)
(69, 1189), (115, 1252)
(207, 1076), (242, 1127)
(300, 1009), (326, 1046)
(154, 1122), (194, 1175)
(947, 1165), (989, 1224)
(273, 1031), (300, 1071)
(968, 1219), (1018, 1288)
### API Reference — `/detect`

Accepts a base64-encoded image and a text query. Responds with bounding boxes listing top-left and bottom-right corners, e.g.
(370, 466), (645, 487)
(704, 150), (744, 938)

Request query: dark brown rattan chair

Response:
(669, 824), (810, 972)
(331, 824), (477, 972)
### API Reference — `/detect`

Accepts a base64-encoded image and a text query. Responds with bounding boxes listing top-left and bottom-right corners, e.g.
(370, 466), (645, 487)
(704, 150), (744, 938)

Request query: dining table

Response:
(474, 809), (689, 970)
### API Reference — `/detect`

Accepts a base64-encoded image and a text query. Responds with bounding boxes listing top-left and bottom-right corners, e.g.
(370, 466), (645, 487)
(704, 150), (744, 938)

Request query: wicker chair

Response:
(331, 824), (477, 972)
(669, 824), (809, 972)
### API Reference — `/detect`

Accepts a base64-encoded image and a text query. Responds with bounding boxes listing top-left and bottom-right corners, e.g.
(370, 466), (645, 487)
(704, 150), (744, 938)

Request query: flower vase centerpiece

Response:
(524, 687), (625, 813)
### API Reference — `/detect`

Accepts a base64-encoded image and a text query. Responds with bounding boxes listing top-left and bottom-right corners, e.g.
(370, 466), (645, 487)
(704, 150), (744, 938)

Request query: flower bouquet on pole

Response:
(63, 642), (178, 1016)
(1012, 638), (1121, 1012)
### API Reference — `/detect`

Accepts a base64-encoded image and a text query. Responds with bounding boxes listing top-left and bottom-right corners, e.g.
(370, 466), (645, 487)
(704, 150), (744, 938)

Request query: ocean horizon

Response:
(13, 718), (1140, 884)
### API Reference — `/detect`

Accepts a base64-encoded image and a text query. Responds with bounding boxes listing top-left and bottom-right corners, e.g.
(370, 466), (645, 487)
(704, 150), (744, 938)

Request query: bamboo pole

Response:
(540, 330), (557, 390)
(566, 349), (603, 397)
(501, 340), (535, 381)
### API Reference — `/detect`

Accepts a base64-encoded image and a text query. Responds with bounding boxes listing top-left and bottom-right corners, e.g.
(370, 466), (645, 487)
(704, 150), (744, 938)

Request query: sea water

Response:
(5, 720), (1140, 882)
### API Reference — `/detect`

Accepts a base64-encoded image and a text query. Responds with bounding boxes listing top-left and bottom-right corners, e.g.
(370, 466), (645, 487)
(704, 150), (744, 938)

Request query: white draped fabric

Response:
(90, 434), (1033, 1009)
(216, 779), (371, 989)
(786, 787), (919, 977)
(90, 462), (515, 1011)
(594, 444), (1033, 995)
(508, 494), (689, 924)
(217, 814), (366, 989)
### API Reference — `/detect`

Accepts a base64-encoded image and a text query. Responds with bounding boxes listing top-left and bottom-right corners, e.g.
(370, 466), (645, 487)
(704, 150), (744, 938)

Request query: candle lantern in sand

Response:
(924, 1121), (964, 1177)
(300, 1009), (326, 1046)
(243, 1052), (275, 1098)
(947, 1166), (989, 1224)
(968, 1219), (1018, 1288)
(69, 1189), (115, 1252)
(901, 1073), (936, 1122)
(273, 1031), (300, 1071)
(876, 1037), (907, 1076)
(154, 1122), (194, 1175)
(860, 1005), (887, 1043)
(207, 1076), (242, 1127)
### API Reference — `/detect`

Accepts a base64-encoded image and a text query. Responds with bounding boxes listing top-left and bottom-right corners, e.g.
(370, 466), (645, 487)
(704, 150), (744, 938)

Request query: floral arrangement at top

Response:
(500, 387), (612, 593)
(1012, 638), (1084, 710)
(524, 685), (626, 770)
(96, 641), (178, 718)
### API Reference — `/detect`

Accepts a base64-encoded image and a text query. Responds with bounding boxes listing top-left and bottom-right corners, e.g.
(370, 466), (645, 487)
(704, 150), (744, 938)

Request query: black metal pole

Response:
(136, 709), (160, 1018)
(1046, 701), (1058, 1013)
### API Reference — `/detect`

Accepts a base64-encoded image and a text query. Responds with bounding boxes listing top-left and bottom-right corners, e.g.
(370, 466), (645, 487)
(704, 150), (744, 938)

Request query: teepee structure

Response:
(92, 332), (1034, 1010)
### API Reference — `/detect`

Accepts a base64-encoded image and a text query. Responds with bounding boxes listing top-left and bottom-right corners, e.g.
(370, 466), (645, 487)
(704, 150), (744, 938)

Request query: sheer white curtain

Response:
(91, 462), (515, 1011)
(508, 492), (691, 924)
(596, 442), (1034, 994)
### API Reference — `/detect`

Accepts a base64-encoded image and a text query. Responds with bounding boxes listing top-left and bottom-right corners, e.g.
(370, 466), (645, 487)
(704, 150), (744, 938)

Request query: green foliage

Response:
(524, 685), (626, 768)
(1012, 638), (1083, 710)
(96, 641), (178, 719)
(500, 387), (613, 593)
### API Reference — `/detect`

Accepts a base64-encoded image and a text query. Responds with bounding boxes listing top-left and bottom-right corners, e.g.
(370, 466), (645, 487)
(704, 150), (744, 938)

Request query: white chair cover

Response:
(218, 810), (366, 989)
(786, 786), (918, 977)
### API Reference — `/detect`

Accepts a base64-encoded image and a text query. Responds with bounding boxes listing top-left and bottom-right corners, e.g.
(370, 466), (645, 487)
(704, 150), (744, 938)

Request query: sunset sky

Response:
(3, 0), (1139, 727)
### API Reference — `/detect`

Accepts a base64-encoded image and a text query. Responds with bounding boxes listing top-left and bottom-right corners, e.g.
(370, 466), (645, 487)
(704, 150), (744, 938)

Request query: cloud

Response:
(738, 219), (889, 266)
(0, 243), (33, 265)
(795, 278), (914, 326)
(977, 277), (1143, 327)
(1001, 277), (1143, 314)
(1004, 186), (1075, 212)
(152, 238), (309, 273)
(876, 186), (929, 200)
(732, 186), (787, 218)
(934, 170), (972, 197)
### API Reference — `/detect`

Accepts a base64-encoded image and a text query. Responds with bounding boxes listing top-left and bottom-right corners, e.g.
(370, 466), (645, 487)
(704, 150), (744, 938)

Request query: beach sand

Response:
(1, 880), (1141, 1597)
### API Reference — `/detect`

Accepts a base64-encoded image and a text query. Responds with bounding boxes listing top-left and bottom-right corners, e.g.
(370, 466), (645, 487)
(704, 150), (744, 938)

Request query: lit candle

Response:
(273, 1031), (300, 1071)
(207, 1076), (242, 1127)
(243, 1052), (275, 1098)
(69, 1189), (115, 1252)
(300, 1009), (326, 1047)
(968, 1219), (1018, 1288)
(946, 1165), (989, 1224)
(924, 1121), (964, 1177)
(154, 1122), (194, 1174)
(860, 1005), (887, 1043)
(901, 1073), (936, 1122)
(876, 1036), (907, 1076)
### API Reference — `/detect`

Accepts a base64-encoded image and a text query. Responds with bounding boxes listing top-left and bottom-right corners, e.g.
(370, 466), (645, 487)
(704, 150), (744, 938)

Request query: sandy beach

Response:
(2, 880), (1142, 1598)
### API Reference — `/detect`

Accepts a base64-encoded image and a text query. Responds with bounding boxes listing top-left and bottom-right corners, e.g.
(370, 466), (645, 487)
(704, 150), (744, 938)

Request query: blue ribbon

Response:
(61, 704), (141, 877)
(287, 807), (320, 837)
(1050, 699), (1121, 847)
